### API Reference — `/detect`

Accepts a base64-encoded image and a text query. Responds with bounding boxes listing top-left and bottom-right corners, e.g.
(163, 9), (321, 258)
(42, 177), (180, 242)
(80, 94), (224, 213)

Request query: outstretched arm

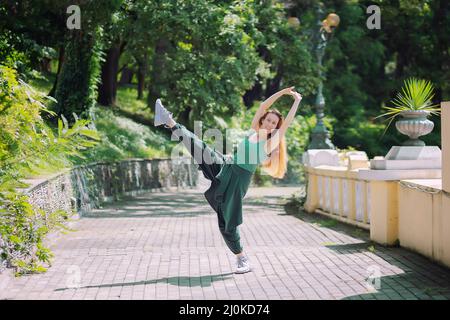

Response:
(264, 91), (302, 155)
(251, 86), (295, 130)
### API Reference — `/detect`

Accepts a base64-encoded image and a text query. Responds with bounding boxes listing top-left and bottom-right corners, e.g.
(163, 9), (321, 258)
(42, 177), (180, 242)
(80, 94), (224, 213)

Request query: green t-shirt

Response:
(232, 129), (269, 172)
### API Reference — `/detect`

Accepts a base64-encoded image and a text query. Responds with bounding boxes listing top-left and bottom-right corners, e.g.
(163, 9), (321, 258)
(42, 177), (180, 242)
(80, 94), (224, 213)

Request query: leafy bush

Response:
(0, 65), (99, 275)
(74, 105), (171, 163)
(376, 78), (440, 129)
(0, 193), (71, 275)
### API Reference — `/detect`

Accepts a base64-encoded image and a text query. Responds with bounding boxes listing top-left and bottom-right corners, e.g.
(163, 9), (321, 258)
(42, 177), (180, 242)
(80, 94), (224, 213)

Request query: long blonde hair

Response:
(256, 109), (288, 179)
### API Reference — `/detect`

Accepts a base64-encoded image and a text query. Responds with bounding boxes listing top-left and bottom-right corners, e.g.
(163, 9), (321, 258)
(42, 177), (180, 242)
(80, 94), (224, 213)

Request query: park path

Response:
(1, 185), (450, 300)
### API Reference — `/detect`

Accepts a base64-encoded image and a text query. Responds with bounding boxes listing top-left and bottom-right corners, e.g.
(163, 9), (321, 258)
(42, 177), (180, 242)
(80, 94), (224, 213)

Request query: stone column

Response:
(303, 150), (340, 213)
(443, 102), (450, 193)
(304, 167), (319, 213)
(441, 101), (450, 266)
(369, 181), (399, 245)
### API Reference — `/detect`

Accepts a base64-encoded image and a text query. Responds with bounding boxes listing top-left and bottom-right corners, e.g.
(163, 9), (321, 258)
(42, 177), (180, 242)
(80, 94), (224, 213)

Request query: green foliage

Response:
(74, 105), (171, 163)
(54, 29), (104, 120)
(0, 192), (72, 276)
(126, 0), (318, 130)
(376, 78), (440, 126)
(0, 67), (100, 178)
(52, 0), (123, 120)
(0, 1), (64, 74)
(27, 71), (56, 95)
(390, 78), (439, 111)
(294, 0), (448, 156)
(150, 0), (260, 127)
(0, 32), (31, 73)
(0, 65), (99, 275)
(116, 85), (149, 116)
(283, 115), (314, 184)
(253, 1), (320, 96)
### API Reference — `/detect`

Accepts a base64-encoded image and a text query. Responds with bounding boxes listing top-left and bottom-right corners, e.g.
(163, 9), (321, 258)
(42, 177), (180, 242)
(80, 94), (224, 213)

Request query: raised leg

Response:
(169, 123), (226, 181)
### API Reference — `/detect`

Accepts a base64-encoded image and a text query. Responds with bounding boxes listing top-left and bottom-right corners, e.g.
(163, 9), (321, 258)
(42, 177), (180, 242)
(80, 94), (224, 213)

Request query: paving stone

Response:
(1, 187), (450, 300)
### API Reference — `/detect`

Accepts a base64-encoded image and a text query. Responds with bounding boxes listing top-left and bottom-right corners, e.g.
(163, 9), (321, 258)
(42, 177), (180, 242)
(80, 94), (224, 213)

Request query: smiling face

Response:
(259, 112), (281, 133)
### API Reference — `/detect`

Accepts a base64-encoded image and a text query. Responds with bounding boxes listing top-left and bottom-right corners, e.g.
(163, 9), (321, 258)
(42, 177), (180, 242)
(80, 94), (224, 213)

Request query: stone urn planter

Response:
(395, 110), (434, 146)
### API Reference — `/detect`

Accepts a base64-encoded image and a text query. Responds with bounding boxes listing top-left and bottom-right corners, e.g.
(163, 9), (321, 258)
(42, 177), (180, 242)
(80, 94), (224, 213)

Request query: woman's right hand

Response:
(293, 91), (302, 102)
(286, 89), (302, 102)
(279, 86), (295, 95)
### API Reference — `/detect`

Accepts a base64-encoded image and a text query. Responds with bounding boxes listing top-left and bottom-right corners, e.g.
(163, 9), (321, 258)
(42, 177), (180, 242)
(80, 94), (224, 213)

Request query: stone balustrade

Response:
(303, 150), (373, 230)
(303, 101), (450, 269)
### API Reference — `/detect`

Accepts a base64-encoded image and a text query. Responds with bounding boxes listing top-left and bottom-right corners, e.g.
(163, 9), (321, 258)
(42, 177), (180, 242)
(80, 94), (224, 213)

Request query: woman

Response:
(154, 87), (302, 274)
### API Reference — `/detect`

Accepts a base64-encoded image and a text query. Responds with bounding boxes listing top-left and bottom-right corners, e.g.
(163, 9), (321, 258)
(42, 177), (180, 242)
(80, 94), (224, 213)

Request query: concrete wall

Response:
(24, 157), (198, 216)
(396, 101), (449, 267)
(398, 179), (450, 268)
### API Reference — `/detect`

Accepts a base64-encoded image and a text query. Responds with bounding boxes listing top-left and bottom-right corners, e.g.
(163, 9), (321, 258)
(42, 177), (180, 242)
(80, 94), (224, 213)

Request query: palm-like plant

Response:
(376, 77), (440, 129)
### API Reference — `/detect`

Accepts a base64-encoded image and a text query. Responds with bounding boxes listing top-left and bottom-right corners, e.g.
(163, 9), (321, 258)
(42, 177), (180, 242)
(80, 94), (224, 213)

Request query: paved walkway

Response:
(2, 186), (450, 300)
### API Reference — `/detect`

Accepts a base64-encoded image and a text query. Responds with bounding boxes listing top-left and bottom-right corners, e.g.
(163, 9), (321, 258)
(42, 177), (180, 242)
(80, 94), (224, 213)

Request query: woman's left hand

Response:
(287, 89), (302, 102)
(278, 86), (296, 96)
(294, 92), (302, 102)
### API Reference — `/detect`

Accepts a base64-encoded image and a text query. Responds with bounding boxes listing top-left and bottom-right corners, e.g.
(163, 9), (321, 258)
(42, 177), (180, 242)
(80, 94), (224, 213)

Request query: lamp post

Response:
(308, 5), (340, 150)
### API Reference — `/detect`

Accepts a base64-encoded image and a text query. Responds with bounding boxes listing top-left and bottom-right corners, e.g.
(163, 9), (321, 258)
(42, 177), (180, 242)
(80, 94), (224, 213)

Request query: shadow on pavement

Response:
(54, 273), (235, 292)
(82, 192), (213, 218)
(82, 209), (212, 219)
(283, 205), (450, 300)
(341, 272), (450, 300)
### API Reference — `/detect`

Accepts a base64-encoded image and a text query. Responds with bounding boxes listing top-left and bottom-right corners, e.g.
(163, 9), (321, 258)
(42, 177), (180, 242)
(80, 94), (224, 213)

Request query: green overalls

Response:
(169, 124), (268, 254)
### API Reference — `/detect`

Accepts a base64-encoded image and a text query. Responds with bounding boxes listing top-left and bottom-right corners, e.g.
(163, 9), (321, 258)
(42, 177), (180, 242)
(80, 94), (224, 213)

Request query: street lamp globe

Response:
(321, 13), (340, 33)
(288, 17), (300, 28)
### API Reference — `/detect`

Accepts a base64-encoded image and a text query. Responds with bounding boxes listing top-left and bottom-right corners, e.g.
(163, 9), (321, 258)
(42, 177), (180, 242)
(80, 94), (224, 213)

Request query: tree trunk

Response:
(49, 45), (65, 97)
(243, 46), (271, 108)
(119, 67), (133, 84)
(265, 64), (284, 98)
(137, 70), (145, 99)
(40, 58), (51, 73)
(54, 30), (97, 122)
(136, 53), (148, 100)
(243, 80), (263, 108)
(147, 37), (170, 108)
(98, 44), (121, 106)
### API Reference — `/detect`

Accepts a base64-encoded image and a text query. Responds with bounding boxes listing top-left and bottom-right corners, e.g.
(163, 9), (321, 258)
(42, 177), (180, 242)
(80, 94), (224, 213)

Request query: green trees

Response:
(0, 66), (99, 274)
(128, 0), (263, 128)
(290, 0), (449, 157)
(92, 0), (319, 131)
(1, 0), (448, 168)
(54, 1), (122, 121)
(54, 30), (103, 120)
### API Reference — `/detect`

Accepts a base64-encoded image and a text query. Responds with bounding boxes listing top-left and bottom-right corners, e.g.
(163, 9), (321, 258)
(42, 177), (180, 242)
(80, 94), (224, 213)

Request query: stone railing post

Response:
(442, 102), (450, 253)
(443, 102), (450, 194)
(303, 150), (339, 213)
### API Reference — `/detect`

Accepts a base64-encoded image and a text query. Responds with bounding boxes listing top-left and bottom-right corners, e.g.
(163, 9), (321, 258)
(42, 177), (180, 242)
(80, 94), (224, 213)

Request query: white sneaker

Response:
(235, 256), (251, 274)
(154, 98), (173, 127)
